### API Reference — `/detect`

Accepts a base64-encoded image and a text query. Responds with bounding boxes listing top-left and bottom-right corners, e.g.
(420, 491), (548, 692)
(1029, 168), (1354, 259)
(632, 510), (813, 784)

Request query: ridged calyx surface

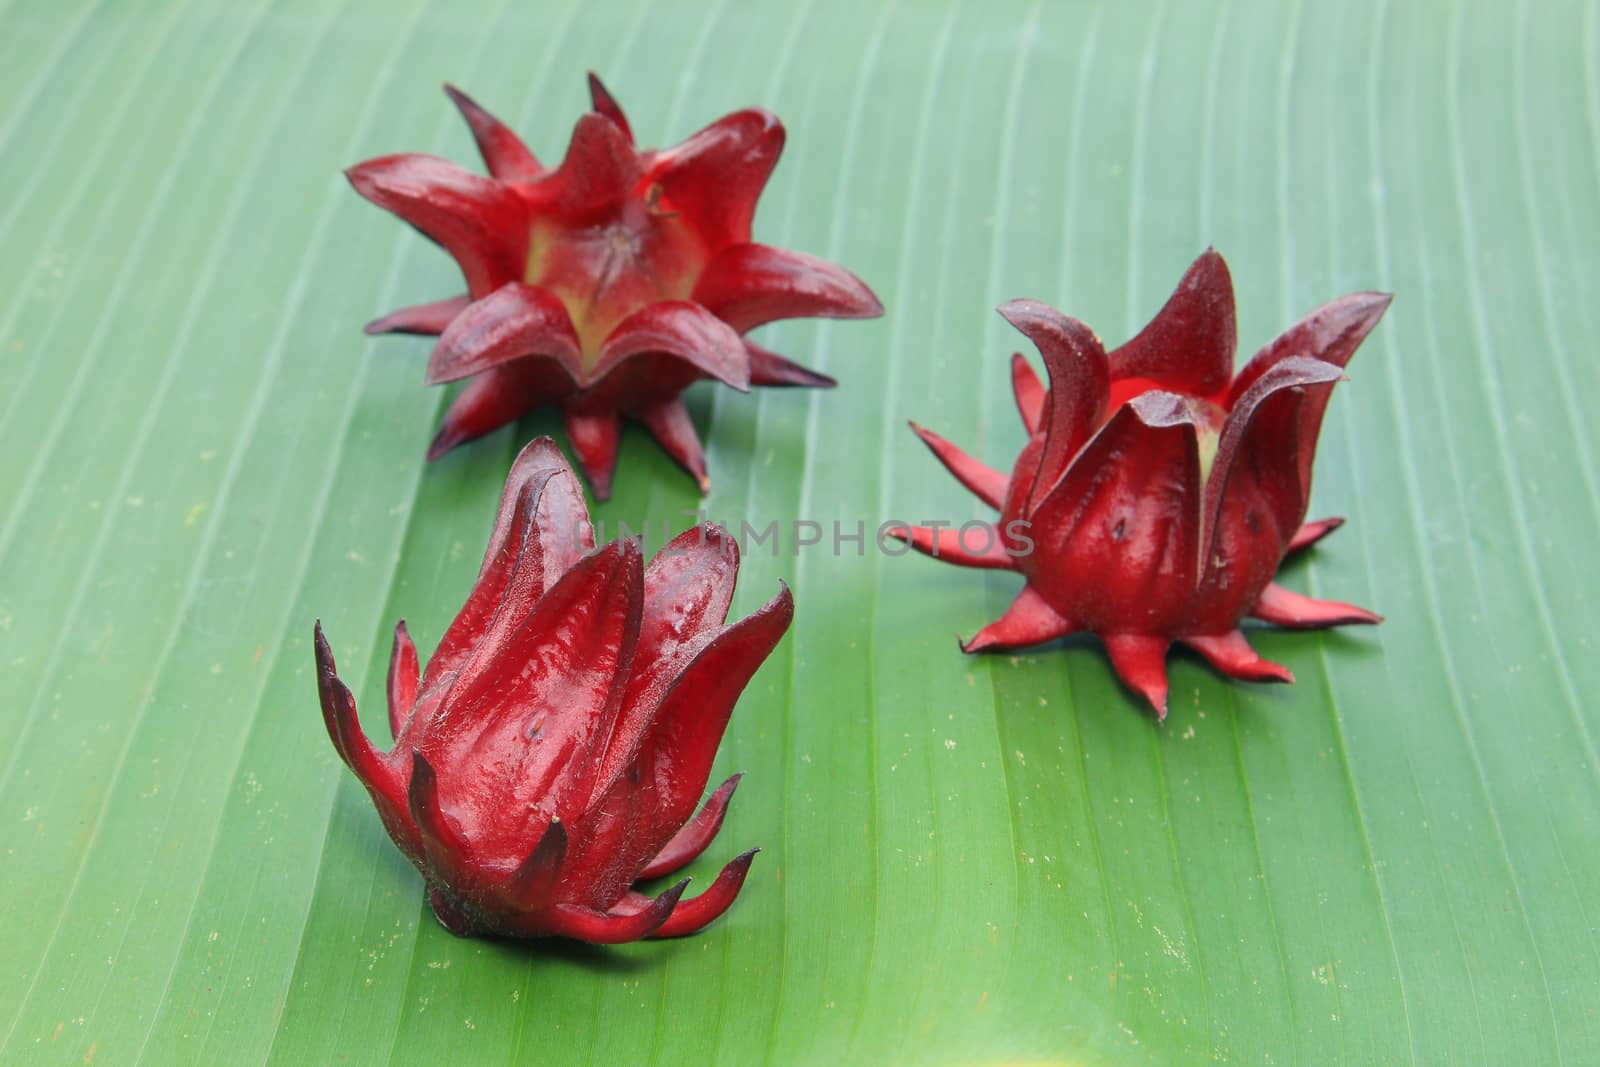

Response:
(347, 74), (882, 499)
(315, 438), (793, 940)
(893, 250), (1389, 718)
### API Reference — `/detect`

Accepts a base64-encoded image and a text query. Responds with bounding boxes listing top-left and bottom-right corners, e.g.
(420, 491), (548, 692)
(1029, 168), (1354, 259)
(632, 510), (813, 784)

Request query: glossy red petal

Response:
(1103, 634), (1173, 720)
(627, 584), (792, 835)
(544, 112), (640, 219)
(1286, 516), (1344, 554)
(427, 362), (545, 461)
(387, 620), (419, 743)
(639, 525), (740, 661)
(591, 300), (750, 390)
(345, 154), (527, 296)
(562, 407), (622, 500)
(960, 585), (1074, 652)
(502, 436), (596, 590)
(640, 398), (710, 492)
(743, 340), (836, 388)
(692, 243), (883, 333)
(909, 422), (1008, 511)
(1203, 356), (1344, 566)
(637, 774), (742, 880)
(1011, 352), (1045, 436)
(1236, 295), (1390, 492)
(421, 438), (593, 693)
(647, 848), (758, 938)
(1107, 248), (1236, 397)
(885, 523), (1017, 570)
(443, 83), (542, 181)
(1028, 392), (1206, 622)
(997, 300), (1109, 511)
(544, 879), (687, 943)
(592, 528), (742, 795)
(1230, 291), (1391, 404)
(1182, 631), (1294, 684)
(1251, 582), (1382, 628)
(365, 294), (471, 336)
(586, 71), (634, 143)
(649, 109), (784, 248)
(427, 283), (581, 385)
(428, 541), (644, 836)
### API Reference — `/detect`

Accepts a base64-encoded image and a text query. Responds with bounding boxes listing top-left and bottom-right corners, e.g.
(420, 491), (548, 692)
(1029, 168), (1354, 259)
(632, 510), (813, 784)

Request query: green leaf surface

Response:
(3, 0), (1597, 1063)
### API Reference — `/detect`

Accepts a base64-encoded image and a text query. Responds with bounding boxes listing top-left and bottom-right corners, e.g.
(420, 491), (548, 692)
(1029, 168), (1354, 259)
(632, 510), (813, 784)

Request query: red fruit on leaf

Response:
(892, 250), (1389, 719)
(347, 75), (883, 499)
(314, 437), (792, 941)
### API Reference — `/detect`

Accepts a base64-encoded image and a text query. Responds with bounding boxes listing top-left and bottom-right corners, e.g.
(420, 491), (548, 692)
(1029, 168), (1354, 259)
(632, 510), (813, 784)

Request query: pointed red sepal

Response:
(314, 622), (392, 787)
(1108, 248), (1236, 397)
(1103, 634), (1173, 720)
(428, 282), (581, 385)
(997, 300), (1110, 511)
(692, 243), (883, 333)
(638, 398), (710, 492)
(1011, 352), (1045, 435)
(909, 422), (1007, 511)
(545, 879), (688, 943)
(1182, 631), (1294, 684)
(563, 408), (622, 500)
(648, 849), (759, 938)
(504, 818), (568, 910)
(427, 363), (545, 460)
(961, 585), (1074, 652)
(1286, 516), (1344, 554)
(1230, 291), (1392, 404)
(1252, 582), (1382, 628)
(650, 109), (785, 247)
(591, 301), (750, 390)
(885, 524), (1017, 570)
(638, 774), (742, 880)
(345, 154), (527, 296)
(443, 83), (542, 181)
(586, 71), (634, 142)
(387, 620), (419, 743)
(407, 751), (470, 872)
(744, 340), (836, 388)
(366, 294), (471, 336)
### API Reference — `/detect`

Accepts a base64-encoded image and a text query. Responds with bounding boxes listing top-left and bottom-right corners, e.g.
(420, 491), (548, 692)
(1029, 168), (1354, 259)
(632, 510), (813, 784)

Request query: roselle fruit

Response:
(894, 251), (1389, 718)
(314, 438), (792, 941)
(347, 74), (882, 499)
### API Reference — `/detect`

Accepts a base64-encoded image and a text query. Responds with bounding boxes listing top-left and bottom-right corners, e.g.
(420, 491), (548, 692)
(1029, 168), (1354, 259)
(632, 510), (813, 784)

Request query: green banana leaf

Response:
(2, 0), (1597, 1063)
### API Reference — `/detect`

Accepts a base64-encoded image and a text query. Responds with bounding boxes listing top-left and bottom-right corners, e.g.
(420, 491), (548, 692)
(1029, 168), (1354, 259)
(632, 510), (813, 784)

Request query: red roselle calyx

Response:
(893, 250), (1389, 719)
(314, 438), (793, 941)
(347, 74), (882, 499)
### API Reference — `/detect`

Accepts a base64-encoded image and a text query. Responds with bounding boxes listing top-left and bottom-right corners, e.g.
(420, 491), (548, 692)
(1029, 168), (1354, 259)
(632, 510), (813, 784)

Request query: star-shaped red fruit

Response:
(314, 438), (792, 941)
(893, 250), (1389, 718)
(347, 74), (882, 498)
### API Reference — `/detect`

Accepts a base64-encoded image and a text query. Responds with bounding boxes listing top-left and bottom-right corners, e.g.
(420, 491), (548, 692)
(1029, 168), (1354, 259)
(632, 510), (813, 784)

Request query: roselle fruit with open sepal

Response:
(893, 251), (1388, 718)
(314, 438), (792, 941)
(347, 74), (882, 499)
